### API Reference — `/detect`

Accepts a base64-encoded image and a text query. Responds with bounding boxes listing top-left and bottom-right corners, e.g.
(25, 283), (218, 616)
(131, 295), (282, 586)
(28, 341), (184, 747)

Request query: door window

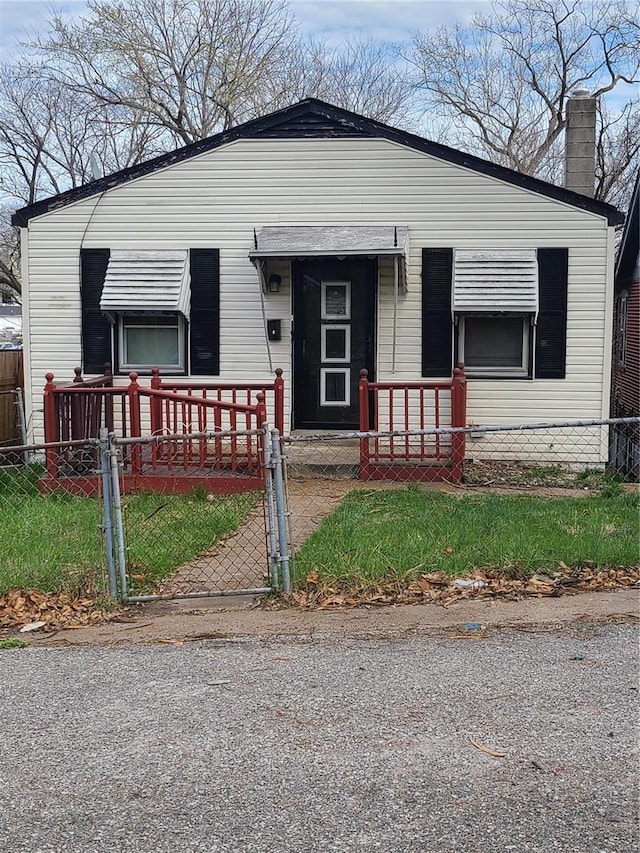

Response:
(321, 282), (351, 319)
(321, 325), (350, 363)
(320, 368), (350, 406)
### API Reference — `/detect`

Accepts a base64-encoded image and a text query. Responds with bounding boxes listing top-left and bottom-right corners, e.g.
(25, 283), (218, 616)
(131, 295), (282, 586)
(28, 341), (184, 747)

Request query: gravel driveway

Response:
(1, 624), (638, 852)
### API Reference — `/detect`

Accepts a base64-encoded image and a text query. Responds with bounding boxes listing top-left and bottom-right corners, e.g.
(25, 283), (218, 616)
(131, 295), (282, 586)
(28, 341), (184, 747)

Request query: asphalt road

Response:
(1, 624), (638, 852)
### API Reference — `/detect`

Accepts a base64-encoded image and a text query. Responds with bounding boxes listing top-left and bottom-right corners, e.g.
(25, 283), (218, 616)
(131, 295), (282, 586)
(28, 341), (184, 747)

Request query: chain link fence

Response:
(1, 418), (637, 608)
(0, 429), (279, 605)
(0, 439), (107, 603)
(282, 418), (640, 590)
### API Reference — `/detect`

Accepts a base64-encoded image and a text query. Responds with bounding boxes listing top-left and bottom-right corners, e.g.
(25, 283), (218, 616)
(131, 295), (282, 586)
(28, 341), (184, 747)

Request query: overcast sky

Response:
(0, 0), (490, 57)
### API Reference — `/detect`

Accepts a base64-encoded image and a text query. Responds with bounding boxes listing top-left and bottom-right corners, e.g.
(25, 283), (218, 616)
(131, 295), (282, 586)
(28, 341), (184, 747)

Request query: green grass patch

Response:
(0, 465), (259, 595)
(0, 637), (29, 650)
(294, 488), (640, 587)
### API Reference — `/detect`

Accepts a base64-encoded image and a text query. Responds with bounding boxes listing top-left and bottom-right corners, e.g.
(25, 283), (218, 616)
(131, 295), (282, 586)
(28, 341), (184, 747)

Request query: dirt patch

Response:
(17, 589), (639, 647)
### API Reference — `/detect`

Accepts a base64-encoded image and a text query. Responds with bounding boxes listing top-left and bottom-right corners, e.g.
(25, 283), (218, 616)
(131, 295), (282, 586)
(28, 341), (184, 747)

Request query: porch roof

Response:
(249, 225), (408, 259)
(99, 250), (190, 317)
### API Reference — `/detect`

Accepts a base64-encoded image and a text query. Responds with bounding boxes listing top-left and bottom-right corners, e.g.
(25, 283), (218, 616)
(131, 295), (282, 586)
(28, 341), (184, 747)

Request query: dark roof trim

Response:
(12, 98), (624, 227)
(615, 170), (639, 280)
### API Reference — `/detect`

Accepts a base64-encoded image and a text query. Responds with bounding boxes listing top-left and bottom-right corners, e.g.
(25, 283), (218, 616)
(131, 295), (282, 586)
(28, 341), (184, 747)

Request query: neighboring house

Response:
(12, 98), (623, 465)
(611, 170), (639, 418)
(610, 170), (639, 478)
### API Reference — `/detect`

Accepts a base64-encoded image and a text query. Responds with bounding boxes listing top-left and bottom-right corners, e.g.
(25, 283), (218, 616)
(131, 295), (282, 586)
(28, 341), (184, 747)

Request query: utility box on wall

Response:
(267, 319), (281, 341)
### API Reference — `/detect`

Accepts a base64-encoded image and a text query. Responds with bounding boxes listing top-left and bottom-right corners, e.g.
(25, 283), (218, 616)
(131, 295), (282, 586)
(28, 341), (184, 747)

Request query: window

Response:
(320, 368), (350, 406)
(458, 315), (530, 377)
(321, 324), (350, 363)
(118, 315), (185, 372)
(614, 290), (628, 366)
(321, 282), (351, 319)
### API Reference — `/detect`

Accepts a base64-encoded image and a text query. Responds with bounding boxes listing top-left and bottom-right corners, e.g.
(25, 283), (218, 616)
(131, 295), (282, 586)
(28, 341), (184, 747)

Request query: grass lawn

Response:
(0, 465), (258, 595)
(294, 488), (640, 587)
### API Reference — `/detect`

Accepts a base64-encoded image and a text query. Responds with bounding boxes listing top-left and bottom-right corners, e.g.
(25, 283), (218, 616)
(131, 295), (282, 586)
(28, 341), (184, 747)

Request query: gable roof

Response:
(11, 98), (624, 227)
(615, 170), (639, 281)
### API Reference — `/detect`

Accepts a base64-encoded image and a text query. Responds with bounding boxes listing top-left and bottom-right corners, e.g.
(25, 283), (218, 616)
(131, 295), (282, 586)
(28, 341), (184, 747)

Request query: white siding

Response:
(24, 136), (613, 461)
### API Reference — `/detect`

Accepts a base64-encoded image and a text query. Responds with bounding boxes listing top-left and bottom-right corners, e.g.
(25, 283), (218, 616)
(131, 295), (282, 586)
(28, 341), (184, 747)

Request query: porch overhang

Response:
(249, 225), (409, 292)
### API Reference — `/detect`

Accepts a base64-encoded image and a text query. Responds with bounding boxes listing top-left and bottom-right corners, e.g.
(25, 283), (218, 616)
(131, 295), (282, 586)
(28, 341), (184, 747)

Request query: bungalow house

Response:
(12, 97), (623, 475)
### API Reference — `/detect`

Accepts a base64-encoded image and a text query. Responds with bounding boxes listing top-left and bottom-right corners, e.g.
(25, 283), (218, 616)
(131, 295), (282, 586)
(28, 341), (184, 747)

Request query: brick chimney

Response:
(565, 89), (597, 197)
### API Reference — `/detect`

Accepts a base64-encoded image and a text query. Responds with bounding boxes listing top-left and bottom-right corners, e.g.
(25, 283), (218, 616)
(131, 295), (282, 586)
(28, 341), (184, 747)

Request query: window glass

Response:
(120, 316), (183, 370)
(321, 324), (350, 362)
(464, 316), (524, 368)
(321, 282), (351, 319)
(320, 368), (350, 406)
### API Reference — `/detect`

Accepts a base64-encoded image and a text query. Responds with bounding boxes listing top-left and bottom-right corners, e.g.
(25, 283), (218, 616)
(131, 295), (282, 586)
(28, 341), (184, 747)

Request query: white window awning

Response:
(453, 250), (538, 315)
(100, 250), (190, 317)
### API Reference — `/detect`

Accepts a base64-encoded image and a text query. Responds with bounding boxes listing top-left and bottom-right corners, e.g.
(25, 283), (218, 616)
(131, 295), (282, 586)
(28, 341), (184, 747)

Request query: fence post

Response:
(108, 432), (128, 600)
(450, 363), (467, 483)
(43, 373), (59, 480)
(99, 427), (117, 599)
(262, 422), (279, 590)
(14, 387), (29, 465)
(359, 368), (370, 481)
(270, 427), (291, 594)
(274, 368), (285, 435)
(127, 371), (142, 476)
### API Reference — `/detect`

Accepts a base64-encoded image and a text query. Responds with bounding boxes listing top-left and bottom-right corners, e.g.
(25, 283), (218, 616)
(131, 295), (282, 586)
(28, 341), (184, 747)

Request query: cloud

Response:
(291, 0), (490, 45)
(0, 0), (87, 59)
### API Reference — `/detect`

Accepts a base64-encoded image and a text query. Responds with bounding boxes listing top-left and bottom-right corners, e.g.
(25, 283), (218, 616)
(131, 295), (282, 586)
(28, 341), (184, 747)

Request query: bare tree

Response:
(34, 0), (299, 144)
(596, 100), (640, 206)
(0, 207), (21, 302)
(409, 0), (640, 203)
(259, 35), (417, 129)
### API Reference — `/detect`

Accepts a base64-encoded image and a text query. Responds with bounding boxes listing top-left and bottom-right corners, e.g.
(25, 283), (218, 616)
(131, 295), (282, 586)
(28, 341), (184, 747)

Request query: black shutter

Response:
(421, 248), (453, 377)
(80, 248), (111, 374)
(189, 249), (220, 375)
(536, 248), (568, 379)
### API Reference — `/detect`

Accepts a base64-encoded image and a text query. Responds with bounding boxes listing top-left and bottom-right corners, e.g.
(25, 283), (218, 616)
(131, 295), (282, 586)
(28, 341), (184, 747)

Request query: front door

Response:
(293, 257), (376, 429)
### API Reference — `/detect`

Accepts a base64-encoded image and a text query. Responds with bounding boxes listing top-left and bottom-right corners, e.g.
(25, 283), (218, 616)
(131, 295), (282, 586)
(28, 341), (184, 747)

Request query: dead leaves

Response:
(285, 564), (640, 610)
(0, 587), (110, 633)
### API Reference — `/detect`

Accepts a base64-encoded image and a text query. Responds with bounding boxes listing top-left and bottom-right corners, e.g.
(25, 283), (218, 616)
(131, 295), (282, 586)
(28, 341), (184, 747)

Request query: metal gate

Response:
(100, 427), (291, 603)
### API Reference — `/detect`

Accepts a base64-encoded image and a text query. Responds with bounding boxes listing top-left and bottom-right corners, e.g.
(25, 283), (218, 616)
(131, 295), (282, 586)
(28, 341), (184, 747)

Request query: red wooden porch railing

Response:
(358, 364), (467, 482)
(42, 367), (282, 487)
(130, 373), (267, 476)
(149, 368), (284, 436)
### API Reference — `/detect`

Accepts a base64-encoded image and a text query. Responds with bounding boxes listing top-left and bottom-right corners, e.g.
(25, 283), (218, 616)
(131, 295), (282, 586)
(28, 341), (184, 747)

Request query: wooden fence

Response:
(0, 351), (24, 447)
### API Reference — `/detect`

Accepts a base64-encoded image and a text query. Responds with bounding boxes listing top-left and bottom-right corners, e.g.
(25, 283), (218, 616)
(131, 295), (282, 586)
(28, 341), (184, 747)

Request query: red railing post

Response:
(255, 391), (267, 477)
(43, 373), (59, 480)
(359, 369), (370, 480)
(70, 367), (84, 440)
(450, 363), (467, 483)
(103, 363), (114, 431)
(274, 368), (285, 435)
(150, 367), (162, 435)
(128, 371), (142, 476)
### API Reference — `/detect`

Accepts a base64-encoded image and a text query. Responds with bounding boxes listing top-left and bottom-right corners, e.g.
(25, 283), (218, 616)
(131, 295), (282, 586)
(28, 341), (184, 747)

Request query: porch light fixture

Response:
(268, 274), (281, 293)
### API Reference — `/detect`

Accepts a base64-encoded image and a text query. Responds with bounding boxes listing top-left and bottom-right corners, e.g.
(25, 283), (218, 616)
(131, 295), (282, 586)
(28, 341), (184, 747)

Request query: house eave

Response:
(11, 98), (625, 228)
